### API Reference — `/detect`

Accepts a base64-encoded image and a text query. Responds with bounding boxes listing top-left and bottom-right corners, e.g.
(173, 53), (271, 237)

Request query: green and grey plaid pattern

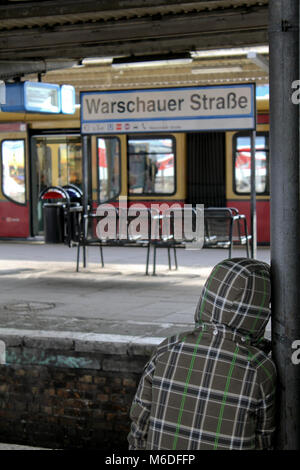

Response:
(128, 259), (276, 450)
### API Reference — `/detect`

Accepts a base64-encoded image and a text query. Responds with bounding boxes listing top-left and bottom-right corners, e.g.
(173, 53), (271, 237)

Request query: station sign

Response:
(80, 84), (256, 134)
(1, 81), (75, 114)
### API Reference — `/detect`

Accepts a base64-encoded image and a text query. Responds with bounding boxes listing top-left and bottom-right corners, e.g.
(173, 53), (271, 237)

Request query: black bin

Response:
(40, 186), (70, 244)
(43, 202), (66, 243)
(63, 185), (83, 244)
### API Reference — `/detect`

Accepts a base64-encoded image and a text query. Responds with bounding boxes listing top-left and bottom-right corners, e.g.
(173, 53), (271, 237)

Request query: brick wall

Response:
(0, 330), (160, 450)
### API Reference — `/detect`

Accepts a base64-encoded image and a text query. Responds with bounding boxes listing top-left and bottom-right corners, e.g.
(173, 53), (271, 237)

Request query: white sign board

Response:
(81, 84), (256, 134)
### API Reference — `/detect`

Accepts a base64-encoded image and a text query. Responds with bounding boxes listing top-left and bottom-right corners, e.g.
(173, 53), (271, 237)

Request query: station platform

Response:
(0, 241), (271, 340)
(0, 241), (271, 450)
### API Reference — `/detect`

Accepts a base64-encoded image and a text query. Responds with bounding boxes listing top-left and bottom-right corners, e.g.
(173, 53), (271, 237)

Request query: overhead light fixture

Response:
(72, 58), (114, 67)
(191, 66), (243, 75)
(81, 57), (113, 66)
(191, 46), (269, 59)
(111, 53), (193, 69)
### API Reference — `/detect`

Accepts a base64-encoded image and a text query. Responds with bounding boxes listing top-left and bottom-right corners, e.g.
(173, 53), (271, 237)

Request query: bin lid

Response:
(63, 184), (83, 202)
(40, 186), (70, 201)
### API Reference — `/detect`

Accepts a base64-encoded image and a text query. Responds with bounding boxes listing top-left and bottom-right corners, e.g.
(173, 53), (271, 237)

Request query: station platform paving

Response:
(0, 240), (270, 339)
(0, 241), (270, 450)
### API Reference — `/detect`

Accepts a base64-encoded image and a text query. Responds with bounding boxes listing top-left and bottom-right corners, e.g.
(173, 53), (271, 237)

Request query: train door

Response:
(0, 123), (30, 238)
(30, 134), (82, 236)
(186, 132), (226, 207)
(227, 130), (270, 243)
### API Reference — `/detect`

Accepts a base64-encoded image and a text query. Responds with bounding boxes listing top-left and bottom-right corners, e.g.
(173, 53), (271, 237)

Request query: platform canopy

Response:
(0, 0), (269, 88)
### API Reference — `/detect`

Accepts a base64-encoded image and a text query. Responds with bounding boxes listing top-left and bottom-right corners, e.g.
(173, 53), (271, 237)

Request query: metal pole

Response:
(250, 129), (257, 259)
(82, 135), (89, 215)
(82, 135), (90, 268)
(269, 0), (300, 450)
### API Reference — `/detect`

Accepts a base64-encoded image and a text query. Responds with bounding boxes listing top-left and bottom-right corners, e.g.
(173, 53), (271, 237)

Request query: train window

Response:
(97, 137), (121, 203)
(128, 136), (175, 195)
(1, 139), (26, 205)
(58, 139), (82, 188)
(32, 136), (82, 192)
(233, 132), (269, 195)
(36, 141), (52, 193)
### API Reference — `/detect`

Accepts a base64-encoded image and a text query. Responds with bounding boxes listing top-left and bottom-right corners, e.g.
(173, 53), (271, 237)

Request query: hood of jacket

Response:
(195, 258), (271, 342)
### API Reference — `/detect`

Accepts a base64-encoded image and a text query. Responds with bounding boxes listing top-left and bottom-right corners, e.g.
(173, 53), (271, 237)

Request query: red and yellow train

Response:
(0, 96), (269, 243)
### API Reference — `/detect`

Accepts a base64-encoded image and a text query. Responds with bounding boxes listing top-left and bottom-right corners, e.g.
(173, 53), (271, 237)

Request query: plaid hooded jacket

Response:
(128, 258), (277, 450)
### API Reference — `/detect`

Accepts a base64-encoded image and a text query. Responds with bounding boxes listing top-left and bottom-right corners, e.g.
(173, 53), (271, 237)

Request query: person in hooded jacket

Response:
(128, 258), (277, 450)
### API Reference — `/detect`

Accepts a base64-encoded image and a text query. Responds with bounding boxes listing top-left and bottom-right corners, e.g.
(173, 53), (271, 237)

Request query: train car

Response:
(0, 96), (270, 242)
(226, 97), (270, 244)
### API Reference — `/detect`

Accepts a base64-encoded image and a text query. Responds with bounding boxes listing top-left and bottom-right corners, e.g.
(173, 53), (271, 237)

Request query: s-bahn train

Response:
(0, 96), (269, 243)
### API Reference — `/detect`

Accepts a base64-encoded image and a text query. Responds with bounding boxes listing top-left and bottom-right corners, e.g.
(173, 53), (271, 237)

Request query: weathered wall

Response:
(0, 330), (160, 450)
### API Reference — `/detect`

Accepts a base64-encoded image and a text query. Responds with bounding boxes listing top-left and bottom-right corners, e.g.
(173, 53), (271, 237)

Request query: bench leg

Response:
(100, 245), (104, 267)
(76, 243), (80, 272)
(145, 244), (150, 275)
(153, 245), (157, 275)
(173, 247), (178, 270)
(229, 220), (233, 259)
(168, 247), (171, 270)
(246, 239), (250, 258)
(83, 245), (87, 268)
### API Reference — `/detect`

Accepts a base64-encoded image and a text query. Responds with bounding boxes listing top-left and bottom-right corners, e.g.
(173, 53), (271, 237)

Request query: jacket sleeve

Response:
(255, 359), (277, 450)
(127, 356), (156, 450)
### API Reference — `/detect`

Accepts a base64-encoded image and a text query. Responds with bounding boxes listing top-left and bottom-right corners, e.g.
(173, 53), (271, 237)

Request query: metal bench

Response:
(75, 206), (154, 274)
(203, 207), (251, 258)
(146, 206), (203, 275)
(70, 205), (250, 275)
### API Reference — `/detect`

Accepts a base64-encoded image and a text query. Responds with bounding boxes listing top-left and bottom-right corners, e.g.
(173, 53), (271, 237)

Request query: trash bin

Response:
(63, 184), (83, 204)
(40, 186), (70, 243)
(43, 202), (66, 243)
(63, 185), (83, 244)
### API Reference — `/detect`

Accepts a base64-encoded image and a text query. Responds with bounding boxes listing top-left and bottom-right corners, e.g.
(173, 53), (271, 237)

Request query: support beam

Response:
(0, 0), (268, 21)
(0, 60), (78, 81)
(0, 6), (268, 60)
(0, 30), (269, 61)
(269, 0), (300, 450)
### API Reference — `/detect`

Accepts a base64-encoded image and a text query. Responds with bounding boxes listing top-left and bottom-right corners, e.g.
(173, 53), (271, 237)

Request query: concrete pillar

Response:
(269, 0), (300, 450)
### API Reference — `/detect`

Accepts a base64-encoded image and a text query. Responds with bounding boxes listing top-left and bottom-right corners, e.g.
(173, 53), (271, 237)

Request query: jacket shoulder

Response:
(155, 331), (190, 356)
(246, 346), (277, 392)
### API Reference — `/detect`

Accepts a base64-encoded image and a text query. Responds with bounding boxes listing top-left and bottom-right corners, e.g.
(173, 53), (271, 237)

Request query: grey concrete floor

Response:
(0, 241), (270, 338)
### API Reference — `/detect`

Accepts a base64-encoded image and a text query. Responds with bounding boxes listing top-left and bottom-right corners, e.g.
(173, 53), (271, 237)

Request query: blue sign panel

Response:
(1, 81), (75, 114)
(1, 81), (60, 113)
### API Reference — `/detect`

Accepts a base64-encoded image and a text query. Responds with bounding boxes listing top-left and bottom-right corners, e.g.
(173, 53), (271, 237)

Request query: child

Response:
(128, 258), (276, 450)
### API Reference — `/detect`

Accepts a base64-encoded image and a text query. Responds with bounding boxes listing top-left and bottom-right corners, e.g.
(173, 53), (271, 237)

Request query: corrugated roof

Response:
(0, 1), (269, 82)
(0, 1), (268, 30)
